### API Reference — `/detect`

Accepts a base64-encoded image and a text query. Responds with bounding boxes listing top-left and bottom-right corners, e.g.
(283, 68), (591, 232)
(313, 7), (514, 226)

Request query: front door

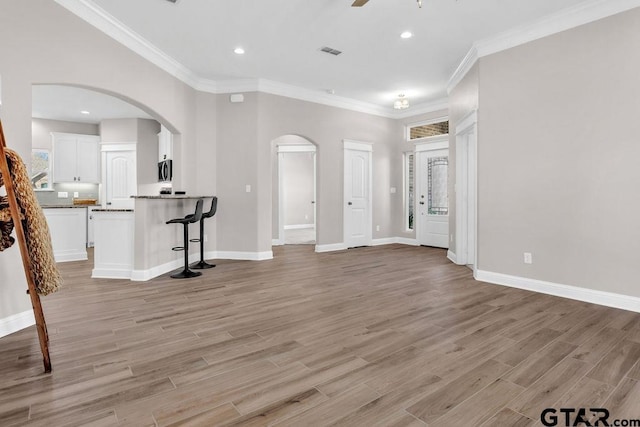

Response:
(417, 148), (449, 248)
(105, 151), (136, 210)
(344, 143), (372, 248)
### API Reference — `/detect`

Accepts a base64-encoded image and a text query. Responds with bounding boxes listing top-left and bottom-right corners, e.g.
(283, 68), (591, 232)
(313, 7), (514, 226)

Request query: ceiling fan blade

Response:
(351, 0), (370, 7)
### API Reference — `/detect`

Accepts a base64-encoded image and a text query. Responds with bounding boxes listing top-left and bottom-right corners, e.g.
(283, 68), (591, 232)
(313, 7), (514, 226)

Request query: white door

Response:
(344, 143), (372, 248)
(105, 151), (136, 209)
(417, 149), (449, 248)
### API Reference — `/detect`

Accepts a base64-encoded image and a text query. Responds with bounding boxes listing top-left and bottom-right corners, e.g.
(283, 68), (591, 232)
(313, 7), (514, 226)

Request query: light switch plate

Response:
(245, 185), (251, 193)
(58, 192), (68, 198)
(390, 187), (397, 194)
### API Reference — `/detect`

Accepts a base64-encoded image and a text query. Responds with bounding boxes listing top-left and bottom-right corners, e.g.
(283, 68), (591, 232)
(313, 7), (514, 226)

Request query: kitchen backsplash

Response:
(35, 183), (99, 206)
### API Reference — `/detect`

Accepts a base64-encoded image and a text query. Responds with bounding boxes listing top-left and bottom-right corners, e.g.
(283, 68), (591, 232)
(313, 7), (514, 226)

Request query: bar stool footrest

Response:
(171, 246), (185, 251)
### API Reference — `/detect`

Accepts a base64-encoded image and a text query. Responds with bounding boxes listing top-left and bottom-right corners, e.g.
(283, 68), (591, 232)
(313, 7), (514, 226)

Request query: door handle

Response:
(419, 201), (425, 205)
(107, 202), (112, 205)
(311, 201), (315, 204)
(348, 202), (352, 205)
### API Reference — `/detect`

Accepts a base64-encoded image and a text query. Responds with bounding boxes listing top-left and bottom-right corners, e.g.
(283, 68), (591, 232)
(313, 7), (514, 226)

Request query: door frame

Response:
(343, 139), (373, 248)
(455, 110), (478, 271)
(414, 135), (449, 247)
(276, 144), (317, 245)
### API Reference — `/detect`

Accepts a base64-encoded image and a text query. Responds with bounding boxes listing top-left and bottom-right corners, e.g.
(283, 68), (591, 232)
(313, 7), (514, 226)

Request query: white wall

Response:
(475, 8), (640, 298)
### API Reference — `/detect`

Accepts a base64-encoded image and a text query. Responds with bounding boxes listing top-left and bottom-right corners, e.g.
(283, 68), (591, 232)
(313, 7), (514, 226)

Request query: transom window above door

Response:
(407, 119), (449, 141)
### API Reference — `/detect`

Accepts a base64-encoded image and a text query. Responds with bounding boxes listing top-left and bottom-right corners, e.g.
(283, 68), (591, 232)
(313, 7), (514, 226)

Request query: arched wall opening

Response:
(271, 134), (318, 249)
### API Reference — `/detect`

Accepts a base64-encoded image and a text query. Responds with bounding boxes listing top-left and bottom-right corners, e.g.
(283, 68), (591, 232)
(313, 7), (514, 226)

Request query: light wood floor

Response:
(1, 244), (640, 426)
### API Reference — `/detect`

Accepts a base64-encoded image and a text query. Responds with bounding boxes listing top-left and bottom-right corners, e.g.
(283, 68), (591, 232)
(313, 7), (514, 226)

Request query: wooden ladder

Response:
(0, 119), (52, 373)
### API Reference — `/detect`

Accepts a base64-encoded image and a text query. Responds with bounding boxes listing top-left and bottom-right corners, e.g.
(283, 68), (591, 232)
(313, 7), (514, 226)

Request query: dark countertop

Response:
(92, 209), (134, 212)
(40, 205), (91, 209)
(132, 195), (214, 200)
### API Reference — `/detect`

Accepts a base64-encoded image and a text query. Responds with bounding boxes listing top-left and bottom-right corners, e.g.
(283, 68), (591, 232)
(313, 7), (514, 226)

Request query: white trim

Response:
(476, 270), (640, 314)
(272, 239), (284, 246)
(216, 250), (273, 261)
(130, 250), (272, 281)
(91, 268), (132, 280)
(343, 140), (373, 152)
(455, 109), (478, 270)
(396, 237), (419, 246)
(447, 250), (457, 264)
(53, 1), (447, 118)
(447, 46), (479, 95)
(100, 142), (137, 152)
(414, 135), (449, 152)
(278, 151), (285, 245)
(0, 310), (35, 338)
(277, 145), (316, 153)
(372, 238), (397, 246)
(54, 0), (202, 88)
(447, 0), (640, 93)
(284, 224), (314, 230)
(315, 243), (348, 253)
(55, 250), (89, 263)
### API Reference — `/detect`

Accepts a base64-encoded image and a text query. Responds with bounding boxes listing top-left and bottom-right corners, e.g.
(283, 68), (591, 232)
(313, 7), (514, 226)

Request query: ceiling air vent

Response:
(165, 0), (180, 3)
(320, 46), (342, 56)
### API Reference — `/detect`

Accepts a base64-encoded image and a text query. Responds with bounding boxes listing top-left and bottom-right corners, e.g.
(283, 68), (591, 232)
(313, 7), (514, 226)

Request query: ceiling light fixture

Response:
(234, 47), (245, 55)
(80, 110), (90, 115)
(400, 31), (413, 39)
(417, 0), (422, 8)
(393, 94), (410, 110)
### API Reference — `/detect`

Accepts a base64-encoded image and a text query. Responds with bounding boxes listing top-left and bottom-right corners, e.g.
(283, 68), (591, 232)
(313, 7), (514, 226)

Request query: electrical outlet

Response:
(305, 214), (309, 220)
(390, 187), (397, 194)
(204, 235), (208, 243)
(73, 192), (79, 198)
(524, 252), (533, 264)
(376, 225), (380, 231)
(57, 192), (68, 198)
(245, 184), (251, 193)
(450, 235), (454, 242)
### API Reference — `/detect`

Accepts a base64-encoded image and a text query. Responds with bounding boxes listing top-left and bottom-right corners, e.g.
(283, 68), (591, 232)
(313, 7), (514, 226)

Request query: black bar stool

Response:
(166, 198), (204, 279)
(190, 196), (217, 269)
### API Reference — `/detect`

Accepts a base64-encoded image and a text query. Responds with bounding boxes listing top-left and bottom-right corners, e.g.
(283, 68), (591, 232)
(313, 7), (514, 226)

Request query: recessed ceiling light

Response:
(400, 31), (413, 39)
(80, 110), (90, 115)
(234, 47), (245, 55)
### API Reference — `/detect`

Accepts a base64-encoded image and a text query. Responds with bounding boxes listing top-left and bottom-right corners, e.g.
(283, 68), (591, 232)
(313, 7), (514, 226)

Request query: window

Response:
(404, 152), (414, 230)
(31, 149), (51, 191)
(408, 119), (449, 140)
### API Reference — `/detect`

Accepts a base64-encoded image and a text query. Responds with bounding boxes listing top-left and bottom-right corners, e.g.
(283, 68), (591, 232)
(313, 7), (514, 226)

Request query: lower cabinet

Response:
(42, 208), (88, 262)
(91, 211), (134, 279)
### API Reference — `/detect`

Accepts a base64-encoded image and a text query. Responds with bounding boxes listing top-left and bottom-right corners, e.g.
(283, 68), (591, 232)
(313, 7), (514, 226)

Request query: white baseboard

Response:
(130, 250), (272, 281)
(476, 270), (640, 313)
(215, 250), (273, 261)
(284, 224), (315, 230)
(0, 310), (35, 338)
(447, 250), (457, 264)
(315, 243), (348, 253)
(272, 239), (284, 246)
(55, 250), (88, 263)
(396, 237), (419, 246)
(372, 238), (397, 246)
(92, 268), (132, 280)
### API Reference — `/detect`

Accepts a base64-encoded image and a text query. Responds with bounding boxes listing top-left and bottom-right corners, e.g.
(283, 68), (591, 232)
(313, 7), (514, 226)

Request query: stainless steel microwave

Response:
(158, 159), (172, 182)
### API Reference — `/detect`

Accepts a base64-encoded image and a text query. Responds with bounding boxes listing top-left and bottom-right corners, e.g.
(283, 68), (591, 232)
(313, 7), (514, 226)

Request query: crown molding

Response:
(54, 0), (202, 88)
(54, 0), (446, 118)
(448, 0), (640, 93)
(447, 46), (478, 95)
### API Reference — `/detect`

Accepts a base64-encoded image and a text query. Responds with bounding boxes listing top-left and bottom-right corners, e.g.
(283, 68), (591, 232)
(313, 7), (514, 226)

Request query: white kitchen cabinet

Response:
(52, 132), (101, 183)
(43, 207), (88, 262)
(158, 125), (173, 161)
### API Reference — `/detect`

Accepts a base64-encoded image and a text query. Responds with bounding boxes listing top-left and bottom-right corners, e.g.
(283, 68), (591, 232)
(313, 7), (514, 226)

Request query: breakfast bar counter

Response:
(130, 195), (214, 281)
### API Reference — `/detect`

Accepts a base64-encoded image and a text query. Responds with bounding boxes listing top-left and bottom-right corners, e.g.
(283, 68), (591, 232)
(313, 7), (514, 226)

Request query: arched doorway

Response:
(272, 135), (317, 246)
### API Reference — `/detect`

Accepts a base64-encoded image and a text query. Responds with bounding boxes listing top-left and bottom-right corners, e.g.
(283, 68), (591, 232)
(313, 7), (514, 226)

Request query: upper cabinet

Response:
(158, 125), (173, 161)
(52, 133), (101, 183)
